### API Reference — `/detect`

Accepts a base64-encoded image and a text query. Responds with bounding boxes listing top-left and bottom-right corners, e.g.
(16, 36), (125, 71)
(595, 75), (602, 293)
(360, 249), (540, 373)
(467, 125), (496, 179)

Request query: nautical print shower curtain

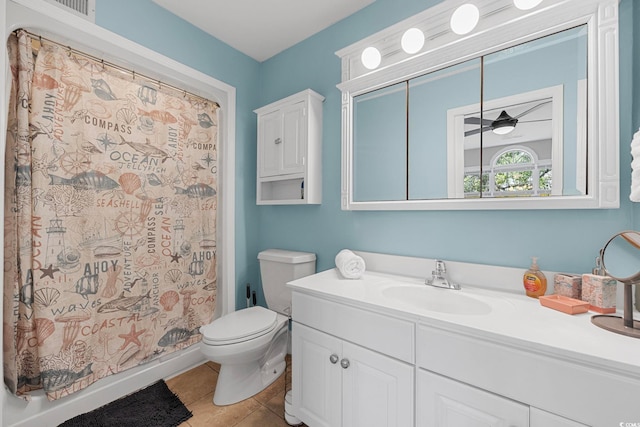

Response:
(3, 31), (218, 400)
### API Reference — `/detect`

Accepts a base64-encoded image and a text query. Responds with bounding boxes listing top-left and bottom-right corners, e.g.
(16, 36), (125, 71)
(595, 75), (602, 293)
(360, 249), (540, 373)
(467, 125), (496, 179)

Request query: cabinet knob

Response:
(340, 358), (350, 369)
(274, 137), (282, 144)
(329, 354), (339, 364)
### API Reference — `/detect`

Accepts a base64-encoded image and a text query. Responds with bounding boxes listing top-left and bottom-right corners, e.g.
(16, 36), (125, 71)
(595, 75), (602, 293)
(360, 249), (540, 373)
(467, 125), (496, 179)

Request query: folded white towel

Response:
(632, 128), (640, 202)
(335, 249), (366, 279)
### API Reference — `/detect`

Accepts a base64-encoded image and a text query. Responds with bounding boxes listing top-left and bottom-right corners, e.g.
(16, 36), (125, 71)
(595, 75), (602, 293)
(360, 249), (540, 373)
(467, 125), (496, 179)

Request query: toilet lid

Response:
(200, 306), (278, 345)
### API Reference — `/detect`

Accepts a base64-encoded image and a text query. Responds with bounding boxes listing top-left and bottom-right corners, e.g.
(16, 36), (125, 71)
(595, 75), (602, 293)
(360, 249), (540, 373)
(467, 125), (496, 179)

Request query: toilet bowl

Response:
(199, 249), (316, 406)
(200, 306), (289, 405)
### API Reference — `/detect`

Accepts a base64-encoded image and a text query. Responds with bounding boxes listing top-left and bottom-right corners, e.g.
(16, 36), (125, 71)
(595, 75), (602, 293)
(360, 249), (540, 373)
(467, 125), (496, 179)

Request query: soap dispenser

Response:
(523, 257), (547, 298)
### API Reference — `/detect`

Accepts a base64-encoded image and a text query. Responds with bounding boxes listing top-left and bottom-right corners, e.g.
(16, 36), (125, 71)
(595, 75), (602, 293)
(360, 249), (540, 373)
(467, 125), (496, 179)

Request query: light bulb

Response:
(450, 4), (480, 35)
(492, 125), (516, 135)
(401, 28), (425, 54)
(513, 0), (543, 10)
(361, 47), (382, 70)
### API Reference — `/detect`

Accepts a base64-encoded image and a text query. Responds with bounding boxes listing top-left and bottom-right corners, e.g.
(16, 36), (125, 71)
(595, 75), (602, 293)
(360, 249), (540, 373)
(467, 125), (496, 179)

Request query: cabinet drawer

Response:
(293, 292), (414, 363)
(417, 324), (639, 426)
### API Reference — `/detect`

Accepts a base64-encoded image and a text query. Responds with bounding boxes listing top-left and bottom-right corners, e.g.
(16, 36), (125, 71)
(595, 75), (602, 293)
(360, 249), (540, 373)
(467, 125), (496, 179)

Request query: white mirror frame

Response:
(336, 0), (619, 210)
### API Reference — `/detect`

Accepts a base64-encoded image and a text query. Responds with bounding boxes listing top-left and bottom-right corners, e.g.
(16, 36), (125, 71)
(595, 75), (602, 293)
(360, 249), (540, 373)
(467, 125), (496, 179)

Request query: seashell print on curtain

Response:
(4, 31), (218, 400)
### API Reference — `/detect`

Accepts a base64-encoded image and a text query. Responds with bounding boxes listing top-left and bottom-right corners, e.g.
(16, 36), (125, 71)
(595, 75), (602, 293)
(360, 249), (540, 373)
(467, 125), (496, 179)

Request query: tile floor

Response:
(166, 356), (306, 427)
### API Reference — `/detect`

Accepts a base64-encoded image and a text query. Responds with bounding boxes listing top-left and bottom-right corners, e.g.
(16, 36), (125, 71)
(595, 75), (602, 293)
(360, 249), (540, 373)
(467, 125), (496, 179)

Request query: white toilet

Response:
(200, 249), (316, 405)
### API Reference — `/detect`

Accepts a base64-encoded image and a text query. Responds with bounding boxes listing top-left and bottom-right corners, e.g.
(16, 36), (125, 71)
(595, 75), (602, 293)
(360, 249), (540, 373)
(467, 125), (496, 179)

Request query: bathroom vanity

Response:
(289, 252), (640, 427)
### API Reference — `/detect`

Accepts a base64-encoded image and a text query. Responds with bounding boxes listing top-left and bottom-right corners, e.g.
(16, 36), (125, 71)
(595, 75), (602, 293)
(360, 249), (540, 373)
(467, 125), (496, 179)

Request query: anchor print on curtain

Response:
(4, 31), (218, 400)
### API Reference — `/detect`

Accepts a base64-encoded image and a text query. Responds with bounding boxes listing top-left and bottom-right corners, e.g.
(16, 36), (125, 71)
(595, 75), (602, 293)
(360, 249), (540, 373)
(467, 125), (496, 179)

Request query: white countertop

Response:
(288, 267), (640, 379)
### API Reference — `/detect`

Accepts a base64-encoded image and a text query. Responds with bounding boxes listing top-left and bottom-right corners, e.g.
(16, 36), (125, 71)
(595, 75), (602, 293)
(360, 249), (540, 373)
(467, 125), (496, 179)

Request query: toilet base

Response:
(212, 325), (289, 406)
(213, 357), (286, 405)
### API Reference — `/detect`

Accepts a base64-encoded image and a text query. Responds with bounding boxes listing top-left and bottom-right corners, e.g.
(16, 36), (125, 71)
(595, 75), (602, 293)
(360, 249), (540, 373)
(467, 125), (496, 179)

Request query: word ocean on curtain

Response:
(4, 31), (218, 400)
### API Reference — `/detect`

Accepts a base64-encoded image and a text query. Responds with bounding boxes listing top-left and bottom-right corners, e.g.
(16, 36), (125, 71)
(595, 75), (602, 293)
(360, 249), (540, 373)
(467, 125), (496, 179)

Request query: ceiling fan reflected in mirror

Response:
(464, 99), (552, 137)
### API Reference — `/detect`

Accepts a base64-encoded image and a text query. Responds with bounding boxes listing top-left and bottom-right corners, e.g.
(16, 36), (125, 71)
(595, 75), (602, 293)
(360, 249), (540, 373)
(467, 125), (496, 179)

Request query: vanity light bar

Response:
(360, 0), (543, 70)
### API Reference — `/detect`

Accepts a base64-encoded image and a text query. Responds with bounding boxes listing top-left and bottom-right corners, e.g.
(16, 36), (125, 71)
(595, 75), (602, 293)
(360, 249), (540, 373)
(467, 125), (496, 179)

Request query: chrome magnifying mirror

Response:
(591, 231), (640, 338)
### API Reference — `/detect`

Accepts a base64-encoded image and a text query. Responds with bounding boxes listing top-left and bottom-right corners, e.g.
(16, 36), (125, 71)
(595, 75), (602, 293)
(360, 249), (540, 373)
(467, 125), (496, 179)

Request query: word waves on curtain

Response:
(4, 30), (218, 400)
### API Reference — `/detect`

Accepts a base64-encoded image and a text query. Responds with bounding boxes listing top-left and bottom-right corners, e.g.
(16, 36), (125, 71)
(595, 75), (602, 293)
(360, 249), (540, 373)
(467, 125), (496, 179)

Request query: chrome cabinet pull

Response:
(274, 137), (282, 144)
(329, 354), (339, 364)
(340, 358), (350, 369)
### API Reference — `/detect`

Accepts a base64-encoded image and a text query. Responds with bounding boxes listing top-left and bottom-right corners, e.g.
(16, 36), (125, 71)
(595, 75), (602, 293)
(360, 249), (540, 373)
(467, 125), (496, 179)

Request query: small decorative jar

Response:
(581, 273), (617, 313)
(553, 273), (582, 299)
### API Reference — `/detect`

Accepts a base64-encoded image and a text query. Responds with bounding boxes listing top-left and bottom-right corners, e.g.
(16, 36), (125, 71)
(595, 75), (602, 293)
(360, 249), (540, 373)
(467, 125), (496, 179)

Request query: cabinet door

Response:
(292, 323), (342, 427)
(258, 109), (282, 177)
(280, 101), (306, 175)
(342, 341), (414, 427)
(417, 370), (529, 427)
(530, 408), (589, 427)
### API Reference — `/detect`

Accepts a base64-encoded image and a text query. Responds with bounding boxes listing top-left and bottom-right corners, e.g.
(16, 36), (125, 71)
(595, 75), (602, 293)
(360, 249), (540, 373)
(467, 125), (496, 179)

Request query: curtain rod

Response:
(13, 28), (220, 109)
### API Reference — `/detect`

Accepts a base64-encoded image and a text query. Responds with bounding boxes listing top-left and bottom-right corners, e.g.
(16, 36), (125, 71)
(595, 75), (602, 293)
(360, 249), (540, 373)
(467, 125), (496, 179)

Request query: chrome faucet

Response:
(426, 260), (460, 290)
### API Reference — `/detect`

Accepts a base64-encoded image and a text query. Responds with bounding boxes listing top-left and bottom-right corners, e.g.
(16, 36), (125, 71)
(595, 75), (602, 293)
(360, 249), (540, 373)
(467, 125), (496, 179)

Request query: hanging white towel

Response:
(631, 128), (640, 202)
(335, 249), (366, 279)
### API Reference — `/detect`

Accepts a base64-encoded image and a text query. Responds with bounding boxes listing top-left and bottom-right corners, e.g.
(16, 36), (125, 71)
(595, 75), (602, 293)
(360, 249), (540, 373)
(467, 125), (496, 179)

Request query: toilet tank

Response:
(258, 249), (316, 315)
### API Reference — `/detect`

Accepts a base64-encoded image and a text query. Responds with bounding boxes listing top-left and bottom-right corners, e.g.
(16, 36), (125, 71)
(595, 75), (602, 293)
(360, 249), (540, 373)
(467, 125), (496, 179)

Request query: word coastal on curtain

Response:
(4, 31), (218, 400)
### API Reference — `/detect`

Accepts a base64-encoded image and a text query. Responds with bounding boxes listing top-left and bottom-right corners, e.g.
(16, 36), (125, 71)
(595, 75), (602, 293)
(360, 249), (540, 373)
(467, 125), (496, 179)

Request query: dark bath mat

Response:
(58, 380), (192, 427)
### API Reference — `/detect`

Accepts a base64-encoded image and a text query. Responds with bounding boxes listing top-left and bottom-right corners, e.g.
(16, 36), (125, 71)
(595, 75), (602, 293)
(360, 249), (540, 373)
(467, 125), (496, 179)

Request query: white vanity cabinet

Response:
(255, 89), (324, 205)
(288, 265), (640, 427)
(291, 292), (415, 427)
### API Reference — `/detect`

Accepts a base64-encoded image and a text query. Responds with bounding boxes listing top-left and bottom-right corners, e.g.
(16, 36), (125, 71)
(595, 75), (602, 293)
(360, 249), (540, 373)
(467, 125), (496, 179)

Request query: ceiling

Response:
(152, 0), (375, 62)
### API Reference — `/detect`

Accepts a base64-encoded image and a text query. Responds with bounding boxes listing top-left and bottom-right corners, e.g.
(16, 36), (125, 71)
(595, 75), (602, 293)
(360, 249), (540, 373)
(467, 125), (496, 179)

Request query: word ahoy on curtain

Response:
(4, 30), (219, 400)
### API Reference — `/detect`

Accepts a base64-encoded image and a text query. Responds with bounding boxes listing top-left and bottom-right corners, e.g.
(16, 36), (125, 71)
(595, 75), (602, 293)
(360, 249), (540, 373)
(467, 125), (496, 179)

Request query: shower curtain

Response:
(3, 31), (218, 400)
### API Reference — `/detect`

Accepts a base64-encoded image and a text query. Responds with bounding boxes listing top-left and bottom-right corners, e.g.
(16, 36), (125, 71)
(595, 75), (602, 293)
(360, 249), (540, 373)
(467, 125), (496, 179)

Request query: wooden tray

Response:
(539, 294), (590, 314)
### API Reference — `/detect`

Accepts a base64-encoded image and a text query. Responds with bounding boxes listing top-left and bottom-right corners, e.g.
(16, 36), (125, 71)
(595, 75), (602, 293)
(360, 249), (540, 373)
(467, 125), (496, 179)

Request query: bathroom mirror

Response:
(337, 0), (619, 210)
(601, 231), (640, 282)
(592, 231), (640, 339)
(354, 81), (408, 201)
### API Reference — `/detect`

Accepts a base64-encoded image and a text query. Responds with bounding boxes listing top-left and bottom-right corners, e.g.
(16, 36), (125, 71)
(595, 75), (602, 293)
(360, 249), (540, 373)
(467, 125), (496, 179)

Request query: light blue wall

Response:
(95, 0), (262, 309)
(257, 0), (636, 287)
(93, 0), (638, 308)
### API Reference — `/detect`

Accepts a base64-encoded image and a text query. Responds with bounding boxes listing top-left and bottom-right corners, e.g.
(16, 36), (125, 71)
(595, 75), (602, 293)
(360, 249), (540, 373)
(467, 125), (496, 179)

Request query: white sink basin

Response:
(382, 285), (493, 315)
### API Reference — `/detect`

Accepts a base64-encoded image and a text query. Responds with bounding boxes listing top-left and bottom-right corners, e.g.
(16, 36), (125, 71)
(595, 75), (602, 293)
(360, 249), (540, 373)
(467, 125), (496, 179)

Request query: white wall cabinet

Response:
(292, 322), (414, 427)
(255, 89), (324, 204)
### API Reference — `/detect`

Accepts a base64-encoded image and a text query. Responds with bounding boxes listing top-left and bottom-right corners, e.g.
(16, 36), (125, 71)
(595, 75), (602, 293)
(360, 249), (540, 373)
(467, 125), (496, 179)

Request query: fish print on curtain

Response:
(4, 31), (218, 400)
